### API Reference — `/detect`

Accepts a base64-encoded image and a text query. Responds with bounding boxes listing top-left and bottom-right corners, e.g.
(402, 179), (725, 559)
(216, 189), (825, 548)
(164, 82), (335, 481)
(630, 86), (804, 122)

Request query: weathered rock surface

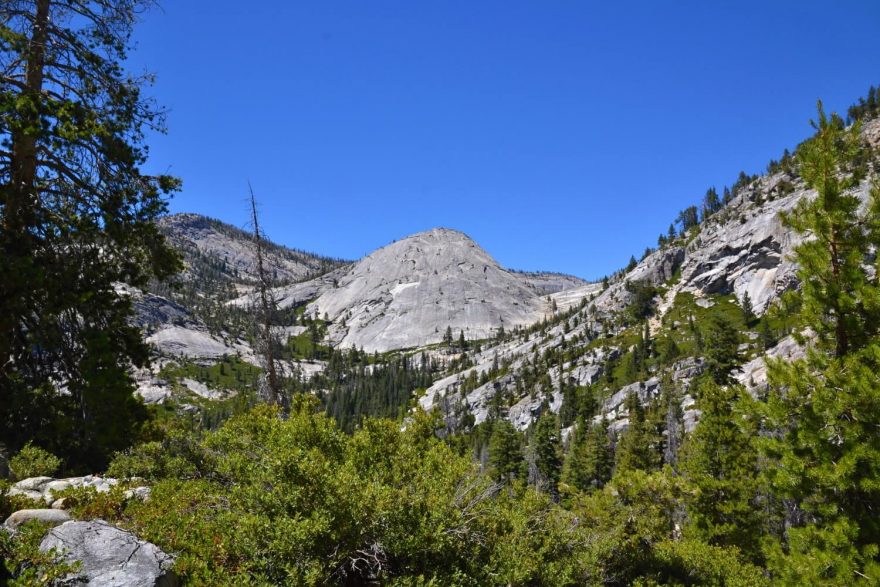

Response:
(307, 228), (552, 352)
(41, 520), (178, 587)
(4, 508), (70, 530)
(146, 325), (256, 364)
(737, 335), (806, 392)
(513, 271), (588, 294)
(8, 475), (125, 504)
(159, 212), (347, 284)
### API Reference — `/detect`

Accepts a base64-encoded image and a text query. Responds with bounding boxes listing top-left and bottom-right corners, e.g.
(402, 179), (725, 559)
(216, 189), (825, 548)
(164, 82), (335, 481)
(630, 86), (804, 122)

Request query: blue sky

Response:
(131, 1), (879, 280)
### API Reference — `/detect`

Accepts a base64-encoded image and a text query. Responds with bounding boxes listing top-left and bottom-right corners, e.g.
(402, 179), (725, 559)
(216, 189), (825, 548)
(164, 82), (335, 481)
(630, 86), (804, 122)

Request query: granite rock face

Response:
(308, 228), (552, 352)
(41, 520), (178, 587)
(159, 212), (348, 284)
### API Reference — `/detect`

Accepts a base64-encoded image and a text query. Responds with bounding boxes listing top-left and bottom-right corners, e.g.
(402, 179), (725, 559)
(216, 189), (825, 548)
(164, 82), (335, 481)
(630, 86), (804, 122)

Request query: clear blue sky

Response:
(130, 1), (879, 280)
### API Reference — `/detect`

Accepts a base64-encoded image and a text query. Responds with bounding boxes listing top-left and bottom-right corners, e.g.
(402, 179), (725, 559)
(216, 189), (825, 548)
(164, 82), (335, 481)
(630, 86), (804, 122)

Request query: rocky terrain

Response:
(416, 116), (880, 432)
(158, 212), (349, 286)
(3, 475), (175, 586)
(127, 117), (880, 435)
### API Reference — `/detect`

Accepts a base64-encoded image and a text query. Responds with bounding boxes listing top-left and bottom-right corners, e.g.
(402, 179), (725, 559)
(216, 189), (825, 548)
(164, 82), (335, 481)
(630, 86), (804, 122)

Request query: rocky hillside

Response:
(308, 228), (560, 351)
(159, 213), (349, 287)
(418, 116), (880, 433)
(134, 118), (880, 433)
(230, 228), (588, 352)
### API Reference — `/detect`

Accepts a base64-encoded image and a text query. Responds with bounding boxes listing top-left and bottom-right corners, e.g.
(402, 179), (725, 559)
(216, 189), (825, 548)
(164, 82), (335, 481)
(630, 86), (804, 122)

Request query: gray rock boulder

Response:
(4, 508), (70, 530)
(40, 520), (178, 587)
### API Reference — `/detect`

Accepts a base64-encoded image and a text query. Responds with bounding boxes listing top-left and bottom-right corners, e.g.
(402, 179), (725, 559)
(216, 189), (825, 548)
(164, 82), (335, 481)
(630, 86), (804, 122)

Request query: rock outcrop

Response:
(159, 212), (348, 285)
(4, 509), (70, 530)
(41, 520), (178, 586)
(7, 475), (134, 504)
(307, 228), (553, 352)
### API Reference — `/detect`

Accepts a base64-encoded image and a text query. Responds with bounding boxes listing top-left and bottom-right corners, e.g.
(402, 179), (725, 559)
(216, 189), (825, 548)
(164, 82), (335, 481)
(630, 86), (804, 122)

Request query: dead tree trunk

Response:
(249, 183), (282, 406)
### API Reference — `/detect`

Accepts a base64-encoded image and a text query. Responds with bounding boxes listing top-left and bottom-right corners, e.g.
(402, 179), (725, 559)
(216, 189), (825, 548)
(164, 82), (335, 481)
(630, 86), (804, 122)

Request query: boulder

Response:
(4, 508), (70, 530)
(40, 520), (178, 586)
(13, 476), (54, 492)
(124, 486), (151, 501)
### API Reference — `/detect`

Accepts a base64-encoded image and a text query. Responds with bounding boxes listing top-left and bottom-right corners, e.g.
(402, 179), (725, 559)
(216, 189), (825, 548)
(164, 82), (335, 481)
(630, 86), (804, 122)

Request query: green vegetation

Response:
(47, 402), (765, 586)
(0, 0), (181, 473)
(318, 348), (437, 432)
(8, 443), (61, 481)
(752, 103), (880, 583)
(161, 355), (263, 395)
(0, 520), (80, 586)
(2, 3), (880, 581)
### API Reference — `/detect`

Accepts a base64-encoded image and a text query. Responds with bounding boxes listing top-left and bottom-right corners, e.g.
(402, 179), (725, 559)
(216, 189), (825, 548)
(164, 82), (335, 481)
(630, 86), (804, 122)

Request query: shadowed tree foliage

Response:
(680, 380), (763, 562)
(562, 416), (613, 493)
(0, 0), (180, 470)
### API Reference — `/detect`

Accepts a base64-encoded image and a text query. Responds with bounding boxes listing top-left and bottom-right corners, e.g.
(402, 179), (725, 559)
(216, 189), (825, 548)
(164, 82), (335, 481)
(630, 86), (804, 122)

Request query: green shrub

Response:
(0, 520), (80, 585)
(53, 485), (131, 523)
(8, 443), (61, 480)
(0, 481), (44, 520)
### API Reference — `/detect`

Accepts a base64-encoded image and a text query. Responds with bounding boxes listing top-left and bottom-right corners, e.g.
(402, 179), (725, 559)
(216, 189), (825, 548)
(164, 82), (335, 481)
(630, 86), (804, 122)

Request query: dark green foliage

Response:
(532, 410), (563, 499)
(0, 1), (182, 472)
(741, 292), (755, 324)
(783, 103), (879, 358)
(625, 280), (657, 321)
(702, 311), (742, 384)
(320, 349), (436, 432)
(562, 417), (612, 493)
(677, 205), (700, 233)
(680, 381), (763, 562)
(488, 419), (525, 482)
(847, 84), (880, 122)
(626, 255), (638, 272)
(701, 186), (722, 219)
(655, 333), (680, 365)
(614, 392), (661, 475)
(754, 103), (880, 583)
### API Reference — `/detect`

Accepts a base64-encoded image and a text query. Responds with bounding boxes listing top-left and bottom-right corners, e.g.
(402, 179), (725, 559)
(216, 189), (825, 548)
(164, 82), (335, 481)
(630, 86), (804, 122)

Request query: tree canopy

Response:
(0, 0), (180, 469)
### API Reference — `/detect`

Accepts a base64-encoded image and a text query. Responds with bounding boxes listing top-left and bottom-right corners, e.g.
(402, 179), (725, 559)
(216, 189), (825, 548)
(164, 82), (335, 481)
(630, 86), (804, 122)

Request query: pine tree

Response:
(680, 380), (762, 562)
(741, 292), (755, 324)
(757, 104), (880, 582)
(532, 410), (562, 499)
(702, 312), (741, 384)
(781, 102), (879, 358)
(677, 206), (700, 233)
(488, 420), (524, 483)
(702, 186), (722, 219)
(626, 255), (638, 272)
(614, 392), (660, 475)
(759, 319), (775, 350)
(0, 1), (181, 470)
(563, 417), (613, 492)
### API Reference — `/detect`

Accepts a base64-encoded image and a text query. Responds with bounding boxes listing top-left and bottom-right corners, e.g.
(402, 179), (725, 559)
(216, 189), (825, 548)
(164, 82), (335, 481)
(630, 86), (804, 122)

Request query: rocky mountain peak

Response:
(308, 227), (549, 352)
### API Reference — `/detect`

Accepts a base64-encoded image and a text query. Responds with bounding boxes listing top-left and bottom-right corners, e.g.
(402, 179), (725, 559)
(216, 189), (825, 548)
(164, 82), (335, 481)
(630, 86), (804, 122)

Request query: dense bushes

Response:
(67, 398), (763, 586)
(8, 443), (61, 481)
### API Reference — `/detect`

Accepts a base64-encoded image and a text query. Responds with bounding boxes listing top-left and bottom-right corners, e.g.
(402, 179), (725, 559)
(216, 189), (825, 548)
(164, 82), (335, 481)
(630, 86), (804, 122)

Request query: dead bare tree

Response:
(248, 183), (282, 407)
